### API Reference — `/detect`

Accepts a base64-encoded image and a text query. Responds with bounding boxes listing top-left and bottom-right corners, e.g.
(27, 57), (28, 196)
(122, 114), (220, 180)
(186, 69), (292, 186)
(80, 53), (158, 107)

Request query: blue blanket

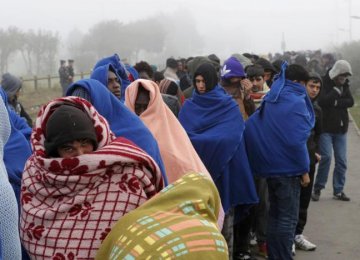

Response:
(91, 63), (118, 94)
(179, 85), (258, 213)
(245, 62), (315, 177)
(0, 88), (32, 211)
(93, 54), (131, 102)
(66, 79), (167, 185)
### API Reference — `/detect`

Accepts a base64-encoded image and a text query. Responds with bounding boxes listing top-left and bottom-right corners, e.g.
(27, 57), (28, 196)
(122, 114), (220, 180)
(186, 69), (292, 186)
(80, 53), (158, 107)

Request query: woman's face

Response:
(195, 75), (206, 94)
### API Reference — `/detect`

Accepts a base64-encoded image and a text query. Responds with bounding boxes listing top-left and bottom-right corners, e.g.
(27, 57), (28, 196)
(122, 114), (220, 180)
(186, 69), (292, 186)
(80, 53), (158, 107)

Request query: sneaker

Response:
(292, 243), (296, 256)
(258, 242), (268, 258)
(294, 234), (317, 251)
(333, 192), (350, 201)
(236, 251), (258, 260)
(249, 232), (257, 246)
(311, 189), (321, 201)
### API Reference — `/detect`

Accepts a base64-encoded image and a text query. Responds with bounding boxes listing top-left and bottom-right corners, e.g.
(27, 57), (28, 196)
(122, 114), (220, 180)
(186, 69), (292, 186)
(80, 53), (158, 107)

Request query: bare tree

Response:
(0, 27), (23, 74)
(24, 30), (59, 75)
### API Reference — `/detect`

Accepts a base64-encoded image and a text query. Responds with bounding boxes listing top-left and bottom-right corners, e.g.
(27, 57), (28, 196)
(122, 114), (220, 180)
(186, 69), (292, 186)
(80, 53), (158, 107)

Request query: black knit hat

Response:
(44, 104), (98, 157)
(255, 58), (277, 73)
(193, 63), (218, 93)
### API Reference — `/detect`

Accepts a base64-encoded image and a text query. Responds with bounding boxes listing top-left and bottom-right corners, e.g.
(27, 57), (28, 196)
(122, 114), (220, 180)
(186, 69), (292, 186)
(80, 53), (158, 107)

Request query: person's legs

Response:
(254, 177), (269, 257)
(233, 213), (253, 259)
(332, 133), (347, 195)
(221, 208), (234, 259)
(313, 133), (333, 193)
(296, 164), (315, 235)
(267, 176), (301, 260)
(295, 164), (316, 251)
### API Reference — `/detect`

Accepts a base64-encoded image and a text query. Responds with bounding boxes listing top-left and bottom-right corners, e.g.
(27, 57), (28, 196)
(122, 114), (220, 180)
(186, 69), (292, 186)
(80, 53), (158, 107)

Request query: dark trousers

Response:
(296, 163), (315, 235)
(267, 176), (301, 260)
(233, 178), (268, 257)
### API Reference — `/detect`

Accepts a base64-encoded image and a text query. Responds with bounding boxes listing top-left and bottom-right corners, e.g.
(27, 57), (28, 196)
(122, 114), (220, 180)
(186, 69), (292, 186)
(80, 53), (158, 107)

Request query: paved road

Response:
(295, 120), (360, 260)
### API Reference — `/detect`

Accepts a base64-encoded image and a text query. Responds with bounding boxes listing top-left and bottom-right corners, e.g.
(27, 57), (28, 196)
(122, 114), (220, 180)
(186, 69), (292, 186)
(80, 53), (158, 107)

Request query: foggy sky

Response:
(3, 0), (360, 56)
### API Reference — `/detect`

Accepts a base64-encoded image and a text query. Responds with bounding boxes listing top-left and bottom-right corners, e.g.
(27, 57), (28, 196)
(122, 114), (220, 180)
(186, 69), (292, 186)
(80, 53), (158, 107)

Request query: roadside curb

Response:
(349, 113), (360, 137)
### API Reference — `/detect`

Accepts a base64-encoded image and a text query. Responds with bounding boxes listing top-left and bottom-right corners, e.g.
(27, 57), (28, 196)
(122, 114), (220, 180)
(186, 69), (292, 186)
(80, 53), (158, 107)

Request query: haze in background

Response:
(2, 0), (360, 72)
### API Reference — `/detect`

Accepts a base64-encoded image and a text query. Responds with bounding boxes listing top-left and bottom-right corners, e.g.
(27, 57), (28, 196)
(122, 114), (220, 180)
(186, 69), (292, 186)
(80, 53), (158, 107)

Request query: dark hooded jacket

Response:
(318, 70), (354, 134)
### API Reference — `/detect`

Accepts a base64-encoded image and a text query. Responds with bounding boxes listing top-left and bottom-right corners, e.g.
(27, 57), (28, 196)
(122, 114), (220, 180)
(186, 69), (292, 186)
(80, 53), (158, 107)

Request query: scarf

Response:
(20, 97), (164, 259)
(179, 85), (258, 213)
(66, 79), (167, 185)
(245, 62), (315, 177)
(96, 172), (228, 260)
(125, 79), (210, 184)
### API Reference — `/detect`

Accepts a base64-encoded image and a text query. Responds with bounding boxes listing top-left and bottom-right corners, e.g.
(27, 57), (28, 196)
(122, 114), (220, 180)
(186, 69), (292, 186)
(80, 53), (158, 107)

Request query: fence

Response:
(20, 72), (91, 92)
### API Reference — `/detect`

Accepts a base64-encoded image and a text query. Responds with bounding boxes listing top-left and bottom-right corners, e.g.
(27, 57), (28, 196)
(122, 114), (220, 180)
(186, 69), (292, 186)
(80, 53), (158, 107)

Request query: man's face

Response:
(108, 70), (121, 98)
(249, 75), (265, 92)
(195, 75), (207, 94)
(57, 139), (94, 158)
(177, 62), (184, 71)
(135, 89), (150, 116)
(306, 80), (321, 99)
(334, 74), (348, 87)
(263, 70), (273, 82)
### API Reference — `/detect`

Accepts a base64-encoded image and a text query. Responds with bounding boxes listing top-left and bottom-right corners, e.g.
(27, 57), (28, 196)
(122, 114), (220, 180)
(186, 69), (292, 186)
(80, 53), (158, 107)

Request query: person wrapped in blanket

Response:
(0, 88), (22, 260)
(178, 63), (258, 256)
(96, 172), (228, 260)
(20, 96), (164, 259)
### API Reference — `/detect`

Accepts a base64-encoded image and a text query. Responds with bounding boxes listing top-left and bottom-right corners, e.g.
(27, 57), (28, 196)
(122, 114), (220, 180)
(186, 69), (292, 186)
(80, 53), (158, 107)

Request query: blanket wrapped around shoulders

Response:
(245, 62), (315, 177)
(66, 79), (168, 185)
(20, 96), (164, 260)
(96, 172), (228, 260)
(179, 85), (258, 213)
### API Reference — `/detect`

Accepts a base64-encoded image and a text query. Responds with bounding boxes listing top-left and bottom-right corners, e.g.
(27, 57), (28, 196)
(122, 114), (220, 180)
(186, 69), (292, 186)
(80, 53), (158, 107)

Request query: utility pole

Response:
(281, 32), (286, 53)
(349, 0), (352, 41)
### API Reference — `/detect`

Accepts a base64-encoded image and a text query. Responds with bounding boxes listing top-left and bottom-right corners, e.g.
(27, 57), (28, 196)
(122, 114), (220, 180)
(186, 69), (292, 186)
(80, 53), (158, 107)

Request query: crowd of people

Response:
(0, 49), (355, 260)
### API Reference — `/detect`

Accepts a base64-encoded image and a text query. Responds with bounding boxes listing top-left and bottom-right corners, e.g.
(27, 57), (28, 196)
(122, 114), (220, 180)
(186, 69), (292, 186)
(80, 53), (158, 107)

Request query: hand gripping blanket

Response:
(20, 97), (164, 260)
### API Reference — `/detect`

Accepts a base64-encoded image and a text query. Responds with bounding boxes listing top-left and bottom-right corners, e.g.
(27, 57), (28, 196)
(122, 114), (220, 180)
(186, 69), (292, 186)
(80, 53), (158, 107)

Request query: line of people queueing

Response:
(0, 52), (354, 260)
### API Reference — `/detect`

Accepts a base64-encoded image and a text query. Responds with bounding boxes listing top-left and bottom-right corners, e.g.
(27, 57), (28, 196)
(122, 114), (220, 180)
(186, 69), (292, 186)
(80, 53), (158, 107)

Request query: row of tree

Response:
(0, 27), (59, 75)
(67, 10), (204, 72)
(0, 9), (204, 76)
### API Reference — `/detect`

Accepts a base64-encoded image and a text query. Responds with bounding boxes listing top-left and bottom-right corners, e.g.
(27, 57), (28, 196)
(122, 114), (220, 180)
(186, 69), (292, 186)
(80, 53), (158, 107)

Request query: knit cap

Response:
(221, 57), (246, 80)
(44, 104), (98, 157)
